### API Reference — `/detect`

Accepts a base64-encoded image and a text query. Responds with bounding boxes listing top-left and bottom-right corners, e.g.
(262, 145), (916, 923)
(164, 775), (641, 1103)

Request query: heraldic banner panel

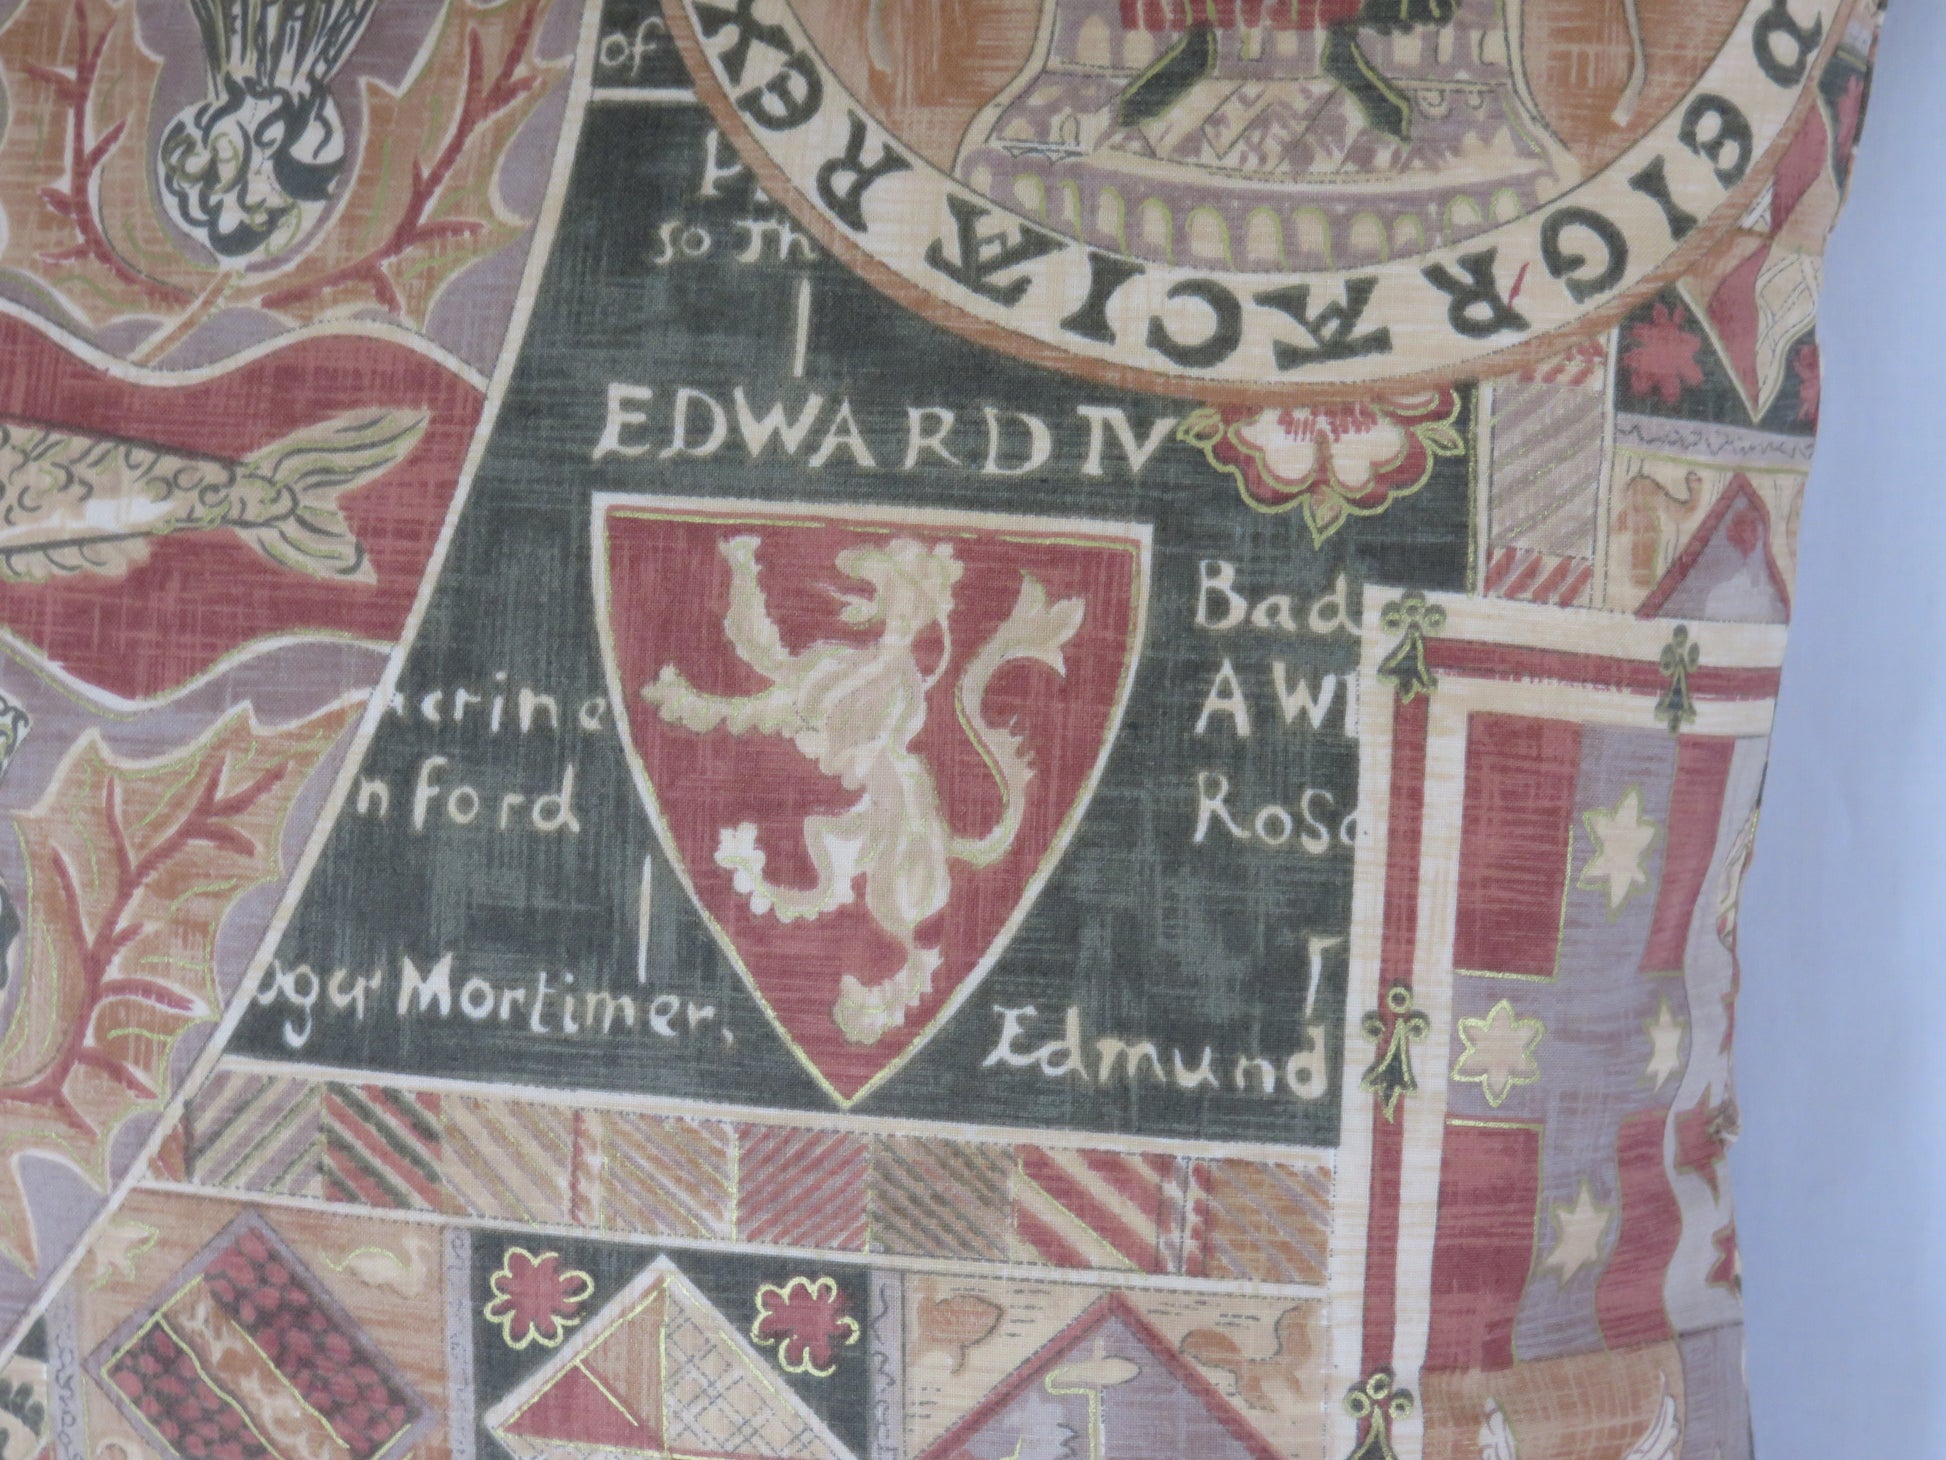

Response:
(0, 0), (1882, 1458)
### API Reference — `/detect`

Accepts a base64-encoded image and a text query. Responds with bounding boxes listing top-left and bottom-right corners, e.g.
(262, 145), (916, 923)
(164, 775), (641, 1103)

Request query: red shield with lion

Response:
(594, 496), (1150, 1105)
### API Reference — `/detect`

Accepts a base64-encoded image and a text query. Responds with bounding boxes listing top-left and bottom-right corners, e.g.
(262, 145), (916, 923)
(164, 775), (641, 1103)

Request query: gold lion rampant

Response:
(641, 534), (1084, 1045)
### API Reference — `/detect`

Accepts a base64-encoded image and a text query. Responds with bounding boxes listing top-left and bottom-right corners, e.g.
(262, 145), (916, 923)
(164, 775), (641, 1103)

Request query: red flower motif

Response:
(483, 1247), (594, 1350)
(1179, 390), (1463, 546)
(1792, 339), (1821, 426)
(750, 1275), (859, 1376)
(1519, 336), (1609, 388)
(1621, 302), (1705, 407)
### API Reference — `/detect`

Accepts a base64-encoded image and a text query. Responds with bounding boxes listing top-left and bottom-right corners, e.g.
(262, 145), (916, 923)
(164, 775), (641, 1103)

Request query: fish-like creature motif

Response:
(0, 408), (425, 584)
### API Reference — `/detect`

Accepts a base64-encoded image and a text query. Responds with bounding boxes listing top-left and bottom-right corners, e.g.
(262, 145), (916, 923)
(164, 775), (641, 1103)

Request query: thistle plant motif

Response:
(1, 0), (560, 347)
(158, 0), (382, 262)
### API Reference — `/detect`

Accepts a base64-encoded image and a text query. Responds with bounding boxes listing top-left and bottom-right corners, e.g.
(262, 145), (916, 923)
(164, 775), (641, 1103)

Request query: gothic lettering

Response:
(1060, 251), (1146, 344)
(1629, 156), (1699, 243)
(736, 48), (822, 131)
(923, 195), (1064, 306)
(1253, 277), (1392, 369)
(1422, 249), (1530, 339)
(1679, 93), (1755, 189)
(1146, 279), (1243, 369)
(1541, 207), (1629, 303)
(1752, 0), (1824, 88)
(814, 111), (910, 231)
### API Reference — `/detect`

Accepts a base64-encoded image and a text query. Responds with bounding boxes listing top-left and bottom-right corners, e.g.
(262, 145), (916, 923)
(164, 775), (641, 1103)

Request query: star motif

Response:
(1541, 1180), (1614, 1286)
(1708, 1222), (1741, 1292)
(1578, 786), (1661, 914)
(1642, 997), (1687, 1091)
(1674, 1087), (1737, 1198)
(1451, 999), (1544, 1107)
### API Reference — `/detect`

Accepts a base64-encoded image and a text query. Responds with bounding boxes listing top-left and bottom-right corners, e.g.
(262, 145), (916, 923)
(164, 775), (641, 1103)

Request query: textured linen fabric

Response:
(0, 1), (1883, 1458)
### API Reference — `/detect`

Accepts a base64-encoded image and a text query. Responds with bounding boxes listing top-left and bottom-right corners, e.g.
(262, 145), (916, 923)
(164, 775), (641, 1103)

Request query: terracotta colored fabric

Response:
(0, 1), (1883, 1457)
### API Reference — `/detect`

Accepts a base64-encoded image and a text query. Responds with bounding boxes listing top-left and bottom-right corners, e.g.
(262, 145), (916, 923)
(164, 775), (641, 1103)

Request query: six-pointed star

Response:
(1542, 1179), (1616, 1287)
(1451, 999), (1545, 1108)
(1579, 786), (1662, 914)
(1643, 996), (1688, 1092)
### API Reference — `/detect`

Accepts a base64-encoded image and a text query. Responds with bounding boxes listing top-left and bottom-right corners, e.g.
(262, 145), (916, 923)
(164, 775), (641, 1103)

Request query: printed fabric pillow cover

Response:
(0, 0), (1881, 1458)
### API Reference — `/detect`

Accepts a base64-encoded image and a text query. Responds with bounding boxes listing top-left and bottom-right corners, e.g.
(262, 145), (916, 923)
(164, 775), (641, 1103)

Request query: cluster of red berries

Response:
(109, 1326), (268, 1460)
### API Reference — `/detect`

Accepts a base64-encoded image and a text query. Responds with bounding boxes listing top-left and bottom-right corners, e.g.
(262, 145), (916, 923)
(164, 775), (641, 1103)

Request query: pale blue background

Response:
(1735, 1), (1943, 1453)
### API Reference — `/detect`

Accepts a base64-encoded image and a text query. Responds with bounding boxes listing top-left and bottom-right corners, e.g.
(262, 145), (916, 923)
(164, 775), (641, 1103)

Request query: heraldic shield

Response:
(593, 497), (1152, 1105)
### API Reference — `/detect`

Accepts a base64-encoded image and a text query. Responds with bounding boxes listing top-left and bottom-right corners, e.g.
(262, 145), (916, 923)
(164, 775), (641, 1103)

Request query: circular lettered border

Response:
(669, 0), (1856, 401)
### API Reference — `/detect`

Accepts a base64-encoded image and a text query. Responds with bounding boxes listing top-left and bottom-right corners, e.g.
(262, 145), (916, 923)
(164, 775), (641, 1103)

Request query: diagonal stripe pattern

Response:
(441, 1096), (577, 1224)
(736, 1124), (868, 1249)
(867, 1135), (1011, 1261)
(1011, 1147), (1182, 1274)
(322, 1083), (446, 1211)
(183, 1070), (325, 1198)
(1198, 1159), (1333, 1285)
(597, 1112), (736, 1241)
